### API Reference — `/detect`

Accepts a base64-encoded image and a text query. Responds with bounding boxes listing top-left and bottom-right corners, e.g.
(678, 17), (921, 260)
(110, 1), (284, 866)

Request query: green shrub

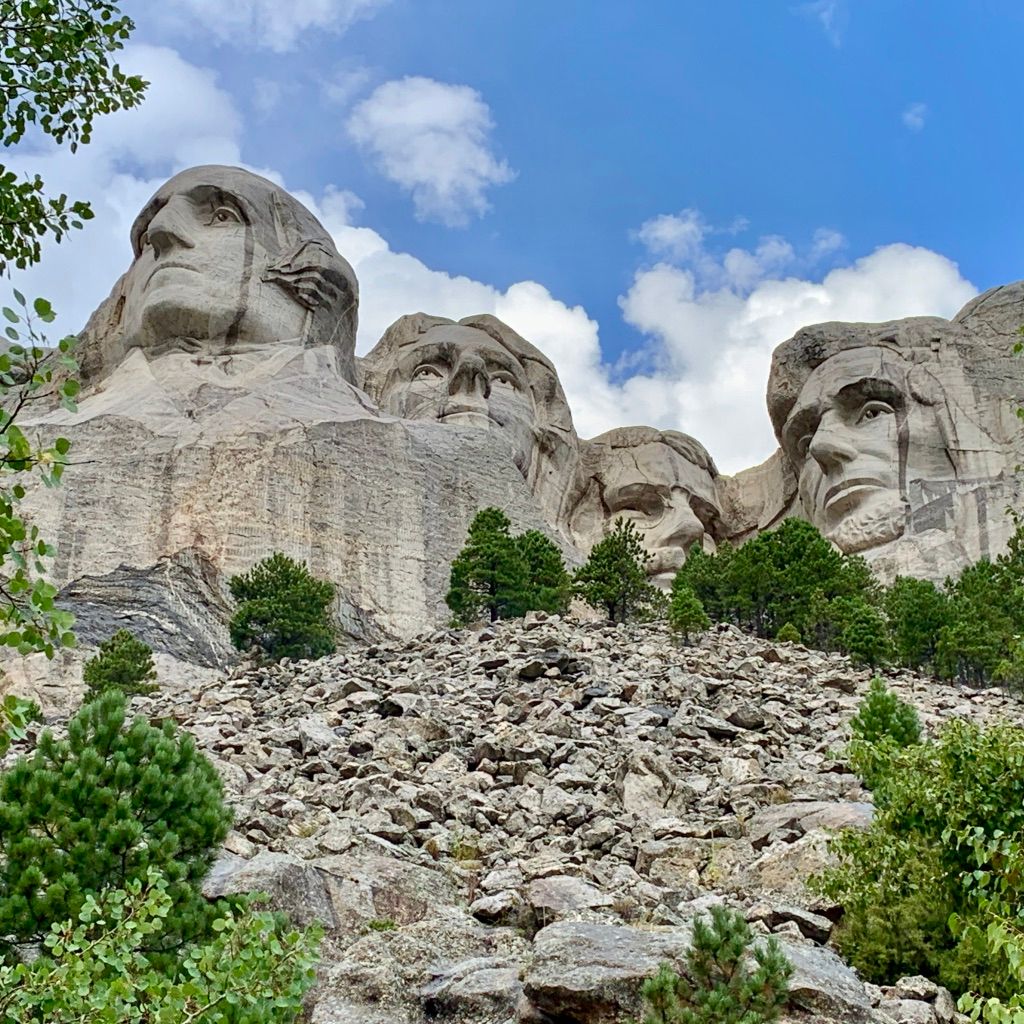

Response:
(82, 629), (157, 701)
(884, 576), (950, 670)
(0, 871), (321, 1024)
(515, 529), (572, 615)
(774, 622), (801, 644)
(850, 677), (921, 747)
(574, 518), (660, 623)
(640, 904), (792, 1023)
(668, 578), (710, 642)
(837, 599), (893, 668)
(815, 717), (1024, 1000)
(229, 552), (337, 662)
(0, 690), (232, 953)
(0, 693), (40, 756)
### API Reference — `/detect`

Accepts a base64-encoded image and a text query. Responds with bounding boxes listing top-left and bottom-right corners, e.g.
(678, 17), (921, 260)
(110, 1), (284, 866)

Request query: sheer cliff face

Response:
(23, 164), (1024, 664)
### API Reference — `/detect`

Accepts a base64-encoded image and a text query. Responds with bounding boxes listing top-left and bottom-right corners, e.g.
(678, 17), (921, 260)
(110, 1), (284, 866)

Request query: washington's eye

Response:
(857, 401), (894, 424)
(209, 205), (242, 226)
(412, 364), (444, 381)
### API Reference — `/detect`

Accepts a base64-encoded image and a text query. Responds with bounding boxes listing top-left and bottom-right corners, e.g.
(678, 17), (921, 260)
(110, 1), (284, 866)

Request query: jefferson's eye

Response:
(412, 364), (444, 381)
(209, 206), (242, 226)
(490, 372), (519, 389)
(857, 401), (894, 424)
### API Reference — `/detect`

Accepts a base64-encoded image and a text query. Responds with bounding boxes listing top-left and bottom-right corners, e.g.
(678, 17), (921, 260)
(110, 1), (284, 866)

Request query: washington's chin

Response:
(820, 489), (907, 553)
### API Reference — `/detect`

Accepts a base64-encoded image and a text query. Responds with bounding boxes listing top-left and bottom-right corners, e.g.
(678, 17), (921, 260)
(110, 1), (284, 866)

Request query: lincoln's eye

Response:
(138, 231), (150, 249)
(858, 400), (894, 424)
(413, 364), (444, 381)
(210, 205), (242, 226)
(797, 433), (813, 458)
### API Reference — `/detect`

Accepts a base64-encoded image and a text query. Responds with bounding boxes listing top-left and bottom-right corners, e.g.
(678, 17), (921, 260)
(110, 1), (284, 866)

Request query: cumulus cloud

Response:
(156, 0), (392, 52)
(347, 76), (515, 226)
(7, 46), (977, 480)
(902, 101), (928, 132)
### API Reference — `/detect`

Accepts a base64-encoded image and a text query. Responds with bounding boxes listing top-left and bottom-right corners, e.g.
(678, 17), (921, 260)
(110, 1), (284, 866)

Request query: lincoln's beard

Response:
(821, 490), (908, 553)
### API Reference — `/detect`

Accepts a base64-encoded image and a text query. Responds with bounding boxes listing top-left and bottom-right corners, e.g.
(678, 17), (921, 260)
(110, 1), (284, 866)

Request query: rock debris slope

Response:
(84, 615), (1021, 1024)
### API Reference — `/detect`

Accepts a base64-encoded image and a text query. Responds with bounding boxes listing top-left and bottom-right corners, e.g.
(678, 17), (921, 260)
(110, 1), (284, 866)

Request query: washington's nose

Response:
(145, 197), (196, 257)
(448, 351), (490, 399)
(808, 416), (858, 472)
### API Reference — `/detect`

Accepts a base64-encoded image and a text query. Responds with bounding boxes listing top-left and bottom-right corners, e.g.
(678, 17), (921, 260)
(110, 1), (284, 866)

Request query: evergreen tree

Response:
(884, 576), (951, 670)
(775, 622), (801, 644)
(82, 629), (157, 701)
(850, 677), (922, 748)
(446, 508), (529, 625)
(641, 904), (792, 1024)
(0, 691), (232, 952)
(229, 552), (337, 662)
(573, 518), (660, 622)
(516, 529), (571, 614)
(676, 544), (733, 624)
(836, 598), (893, 668)
(668, 577), (710, 643)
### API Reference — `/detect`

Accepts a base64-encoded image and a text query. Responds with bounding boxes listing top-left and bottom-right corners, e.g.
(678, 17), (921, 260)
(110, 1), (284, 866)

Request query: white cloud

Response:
(902, 101), (928, 132)
(321, 67), (372, 108)
(635, 209), (707, 263)
(799, 0), (847, 46)
(5, 46), (978, 482)
(156, 0), (392, 52)
(347, 76), (515, 227)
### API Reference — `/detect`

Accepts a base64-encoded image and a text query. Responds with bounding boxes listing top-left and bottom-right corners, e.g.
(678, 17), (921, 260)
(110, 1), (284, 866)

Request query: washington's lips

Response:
(823, 477), (887, 511)
(144, 260), (200, 287)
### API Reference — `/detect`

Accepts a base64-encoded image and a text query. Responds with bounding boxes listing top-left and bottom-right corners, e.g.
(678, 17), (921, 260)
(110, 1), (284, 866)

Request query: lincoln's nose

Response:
(448, 351), (490, 400)
(808, 413), (858, 474)
(145, 196), (196, 257)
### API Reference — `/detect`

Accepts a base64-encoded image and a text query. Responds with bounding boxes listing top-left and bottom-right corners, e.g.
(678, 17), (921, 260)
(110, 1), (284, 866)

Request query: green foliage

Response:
(640, 904), (792, 1024)
(0, 1), (146, 271)
(229, 552), (337, 662)
(774, 622), (801, 644)
(885, 576), (951, 670)
(515, 529), (571, 615)
(0, 690), (232, 952)
(0, 293), (78, 658)
(668, 577), (709, 642)
(446, 510), (572, 625)
(82, 629), (157, 701)
(574, 517), (661, 622)
(0, 870), (321, 1023)
(815, 716), (1024, 1000)
(837, 598), (894, 668)
(847, 677), (921, 792)
(446, 508), (529, 625)
(0, 692), (39, 756)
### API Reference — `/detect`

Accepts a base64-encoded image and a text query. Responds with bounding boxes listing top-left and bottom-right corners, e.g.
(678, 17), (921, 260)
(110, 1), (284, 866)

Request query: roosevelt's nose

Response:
(448, 351), (490, 400)
(660, 501), (706, 551)
(145, 197), (196, 257)
(808, 412), (858, 472)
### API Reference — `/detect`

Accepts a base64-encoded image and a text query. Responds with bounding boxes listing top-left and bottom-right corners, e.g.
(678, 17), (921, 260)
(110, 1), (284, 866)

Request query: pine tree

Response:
(668, 577), (710, 643)
(446, 508), (529, 625)
(850, 677), (922, 748)
(641, 904), (792, 1024)
(837, 598), (893, 668)
(516, 529), (571, 614)
(0, 690), (232, 953)
(884, 576), (951, 670)
(82, 629), (157, 701)
(573, 518), (659, 622)
(229, 552), (337, 662)
(775, 621), (801, 644)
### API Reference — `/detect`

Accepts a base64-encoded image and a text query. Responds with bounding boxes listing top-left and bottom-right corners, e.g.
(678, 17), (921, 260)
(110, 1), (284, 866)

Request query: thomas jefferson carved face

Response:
(575, 428), (721, 586)
(780, 347), (956, 552)
(116, 166), (358, 374)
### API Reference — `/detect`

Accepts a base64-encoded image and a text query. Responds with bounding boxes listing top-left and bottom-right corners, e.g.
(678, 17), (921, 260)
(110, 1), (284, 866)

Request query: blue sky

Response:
(11, 0), (1021, 470)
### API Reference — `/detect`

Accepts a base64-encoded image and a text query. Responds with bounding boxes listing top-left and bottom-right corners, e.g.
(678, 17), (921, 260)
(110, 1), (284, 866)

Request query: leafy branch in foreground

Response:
(0, 871), (321, 1024)
(0, 0), (146, 271)
(0, 290), (78, 657)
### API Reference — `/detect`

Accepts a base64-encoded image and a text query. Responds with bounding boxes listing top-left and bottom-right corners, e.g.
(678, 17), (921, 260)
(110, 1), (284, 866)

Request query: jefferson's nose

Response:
(145, 197), (196, 257)
(808, 413), (858, 472)
(448, 351), (490, 399)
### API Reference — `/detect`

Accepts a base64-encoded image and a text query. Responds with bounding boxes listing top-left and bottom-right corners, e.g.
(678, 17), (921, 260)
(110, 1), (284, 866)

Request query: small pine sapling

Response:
(82, 629), (157, 701)
(641, 904), (792, 1024)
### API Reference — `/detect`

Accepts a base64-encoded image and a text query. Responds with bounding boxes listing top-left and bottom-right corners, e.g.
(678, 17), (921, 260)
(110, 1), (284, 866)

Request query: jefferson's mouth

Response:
(823, 478), (887, 512)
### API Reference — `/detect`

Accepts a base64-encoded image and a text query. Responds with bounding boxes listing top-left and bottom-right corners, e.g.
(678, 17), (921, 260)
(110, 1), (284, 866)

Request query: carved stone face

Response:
(98, 165), (359, 382)
(375, 322), (548, 476)
(575, 428), (721, 587)
(780, 347), (956, 552)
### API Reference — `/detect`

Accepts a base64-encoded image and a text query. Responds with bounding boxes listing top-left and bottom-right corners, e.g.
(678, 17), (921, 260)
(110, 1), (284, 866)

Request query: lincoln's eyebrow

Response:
(782, 399), (822, 448)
